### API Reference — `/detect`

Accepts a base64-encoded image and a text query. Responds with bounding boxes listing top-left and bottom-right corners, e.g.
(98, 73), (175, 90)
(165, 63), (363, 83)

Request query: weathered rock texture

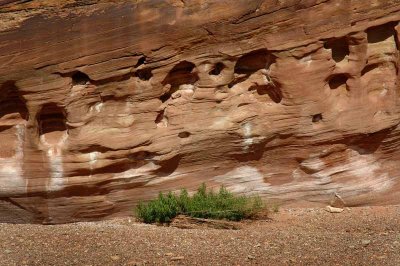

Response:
(1, 0), (400, 223)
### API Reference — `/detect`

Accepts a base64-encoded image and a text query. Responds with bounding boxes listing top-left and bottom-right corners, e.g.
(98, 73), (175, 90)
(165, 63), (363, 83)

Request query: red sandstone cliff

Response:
(1, 0), (400, 223)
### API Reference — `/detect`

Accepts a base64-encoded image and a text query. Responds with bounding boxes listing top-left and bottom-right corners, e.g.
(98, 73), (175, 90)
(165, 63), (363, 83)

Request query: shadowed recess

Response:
(135, 68), (153, 81)
(0, 82), (29, 122)
(155, 110), (167, 126)
(328, 74), (348, 90)
(234, 49), (271, 75)
(249, 84), (283, 103)
(156, 155), (182, 177)
(162, 61), (199, 89)
(178, 131), (191, 138)
(134, 56), (146, 68)
(161, 61), (199, 101)
(312, 113), (323, 123)
(361, 64), (381, 76)
(209, 62), (225, 75)
(38, 103), (67, 145)
(324, 38), (349, 63)
(72, 71), (91, 85)
(367, 22), (397, 43)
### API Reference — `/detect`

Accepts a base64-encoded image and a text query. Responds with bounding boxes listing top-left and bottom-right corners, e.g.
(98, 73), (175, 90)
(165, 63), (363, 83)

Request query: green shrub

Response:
(135, 184), (264, 223)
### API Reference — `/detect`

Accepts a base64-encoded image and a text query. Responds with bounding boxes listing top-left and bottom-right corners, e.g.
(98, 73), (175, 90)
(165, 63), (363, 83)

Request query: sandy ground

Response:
(0, 206), (399, 266)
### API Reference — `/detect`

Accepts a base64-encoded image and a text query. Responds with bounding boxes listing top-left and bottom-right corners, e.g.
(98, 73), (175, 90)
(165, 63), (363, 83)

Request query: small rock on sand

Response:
(325, 206), (344, 213)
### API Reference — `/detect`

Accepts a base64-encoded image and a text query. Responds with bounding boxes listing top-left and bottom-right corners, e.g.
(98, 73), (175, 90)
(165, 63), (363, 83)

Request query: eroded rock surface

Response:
(1, 0), (400, 223)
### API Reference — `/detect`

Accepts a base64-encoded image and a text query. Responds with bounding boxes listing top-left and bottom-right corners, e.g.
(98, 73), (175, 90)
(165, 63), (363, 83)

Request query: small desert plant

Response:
(135, 184), (264, 223)
(271, 203), (280, 213)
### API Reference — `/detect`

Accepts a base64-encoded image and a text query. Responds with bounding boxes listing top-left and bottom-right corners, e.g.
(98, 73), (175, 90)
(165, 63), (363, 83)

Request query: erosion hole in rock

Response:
(160, 93), (170, 103)
(38, 103), (67, 145)
(227, 75), (249, 89)
(128, 150), (153, 161)
(100, 94), (115, 103)
(350, 129), (392, 155)
(249, 85), (283, 103)
(155, 110), (167, 127)
(209, 62), (225, 75)
(367, 22), (397, 43)
(156, 155), (182, 177)
(135, 68), (153, 81)
(162, 60), (199, 88)
(72, 71), (90, 85)
(324, 38), (349, 63)
(234, 49), (271, 75)
(161, 61), (199, 101)
(0, 82), (29, 122)
(328, 74), (349, 90)
(312, 113), (323, 123)
(361, 64), (380, 76)
(134, 56), (146, 68)
(155, 111), (165, 124)
(178, 131), (191, 138)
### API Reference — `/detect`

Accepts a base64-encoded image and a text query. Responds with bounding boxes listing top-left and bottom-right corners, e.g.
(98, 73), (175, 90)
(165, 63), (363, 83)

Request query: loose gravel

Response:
(0, 206), (399, 265)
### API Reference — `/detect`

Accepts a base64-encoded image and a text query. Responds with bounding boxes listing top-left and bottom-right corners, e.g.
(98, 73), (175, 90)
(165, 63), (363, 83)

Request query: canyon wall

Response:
(1, 0), (400, 223)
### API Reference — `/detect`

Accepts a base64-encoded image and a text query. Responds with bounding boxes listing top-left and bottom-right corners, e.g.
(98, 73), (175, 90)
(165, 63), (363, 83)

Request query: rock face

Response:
(1, 0), (400, 223)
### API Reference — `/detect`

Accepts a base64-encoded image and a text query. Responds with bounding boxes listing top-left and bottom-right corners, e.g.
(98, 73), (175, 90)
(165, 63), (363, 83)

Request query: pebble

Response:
(171, 256), (184, 261)
(325, 206), (344, 213)
(362, 240), (371, 247)
(247, 255), (255, 260)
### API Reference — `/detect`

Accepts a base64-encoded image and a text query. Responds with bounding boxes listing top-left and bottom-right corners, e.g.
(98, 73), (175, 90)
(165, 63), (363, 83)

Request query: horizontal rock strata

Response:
(1, 0), (400, 223)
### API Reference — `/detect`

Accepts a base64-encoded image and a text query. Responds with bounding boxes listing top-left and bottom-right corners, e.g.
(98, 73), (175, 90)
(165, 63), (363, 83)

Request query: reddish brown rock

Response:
(1, 0), (400, 223)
